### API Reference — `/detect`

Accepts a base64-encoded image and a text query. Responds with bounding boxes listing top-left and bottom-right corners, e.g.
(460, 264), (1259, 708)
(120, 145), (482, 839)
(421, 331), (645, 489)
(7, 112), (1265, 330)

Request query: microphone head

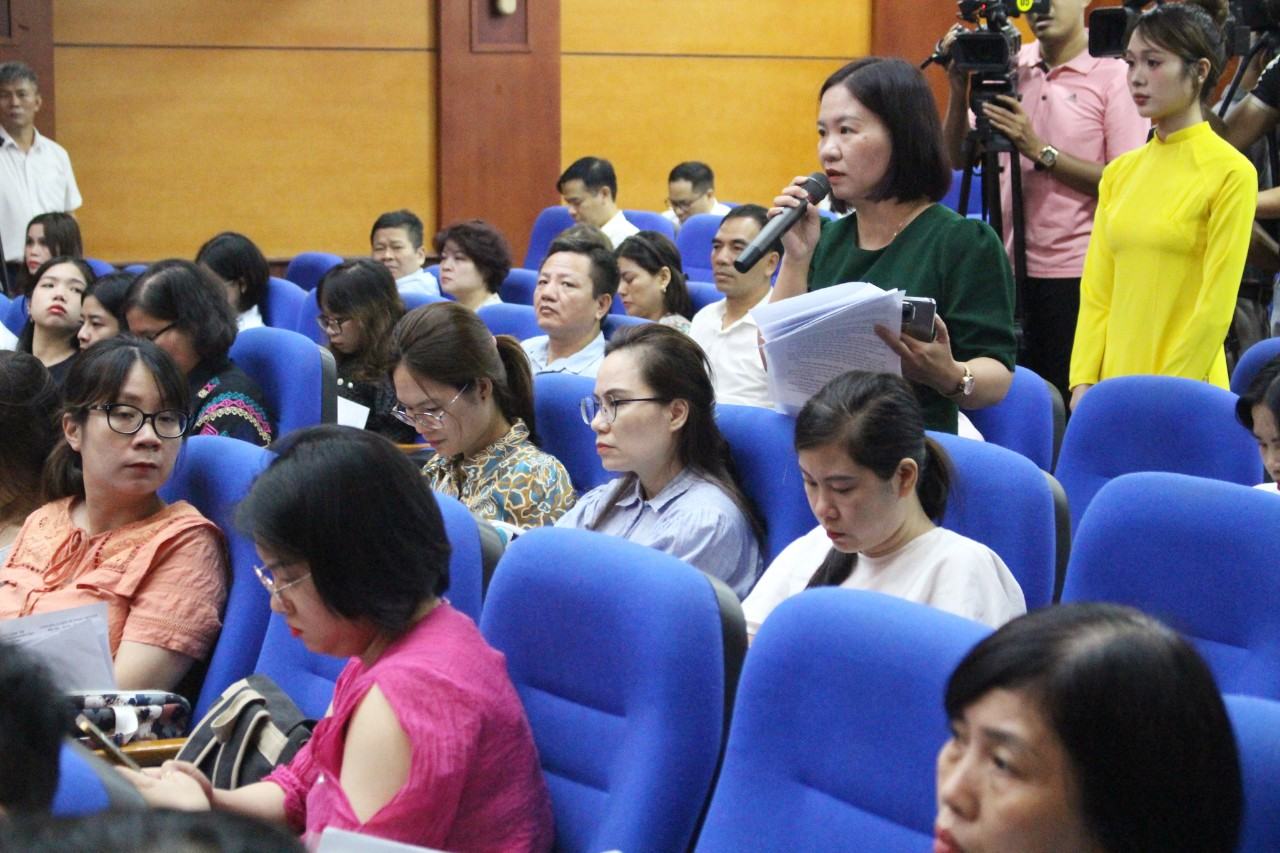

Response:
(802, 172), (831, 204)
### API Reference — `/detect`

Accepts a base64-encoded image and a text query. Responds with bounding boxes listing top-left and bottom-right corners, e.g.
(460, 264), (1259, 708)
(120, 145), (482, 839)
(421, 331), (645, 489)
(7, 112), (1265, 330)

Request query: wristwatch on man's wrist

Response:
(945, 362), (976, 400)
(1036, 144), (1059, 170)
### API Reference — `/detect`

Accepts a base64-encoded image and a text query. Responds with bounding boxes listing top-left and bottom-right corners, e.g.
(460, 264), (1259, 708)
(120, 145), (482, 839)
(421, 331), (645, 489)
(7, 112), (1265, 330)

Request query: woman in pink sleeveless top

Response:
(125, 426), (553, 852)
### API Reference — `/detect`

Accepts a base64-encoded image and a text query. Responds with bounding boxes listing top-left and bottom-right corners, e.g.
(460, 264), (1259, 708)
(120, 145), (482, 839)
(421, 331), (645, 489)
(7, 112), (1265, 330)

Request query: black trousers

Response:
(1019, 275), (1080, 402)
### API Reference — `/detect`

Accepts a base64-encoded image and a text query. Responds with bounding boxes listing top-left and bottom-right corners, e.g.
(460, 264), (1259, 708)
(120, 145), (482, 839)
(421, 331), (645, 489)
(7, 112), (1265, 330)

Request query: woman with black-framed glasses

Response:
(0, 337), (227, 692)
(389, 302), (575, 529)
(555, 323), (764, 598)
(124, 260), (274, 448)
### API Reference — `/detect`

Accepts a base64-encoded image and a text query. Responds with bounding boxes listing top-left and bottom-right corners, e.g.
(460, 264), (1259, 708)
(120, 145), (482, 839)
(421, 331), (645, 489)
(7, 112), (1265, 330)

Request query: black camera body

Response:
(950, 0), (1048, 150)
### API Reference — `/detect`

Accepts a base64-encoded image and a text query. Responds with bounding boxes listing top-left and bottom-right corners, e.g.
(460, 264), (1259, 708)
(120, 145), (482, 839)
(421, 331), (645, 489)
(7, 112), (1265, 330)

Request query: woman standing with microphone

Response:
(769, 57), (1017, 434)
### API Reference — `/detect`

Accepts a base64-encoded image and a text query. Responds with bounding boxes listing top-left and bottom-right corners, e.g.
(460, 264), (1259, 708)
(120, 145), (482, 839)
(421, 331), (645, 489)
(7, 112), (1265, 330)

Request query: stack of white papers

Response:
(751, 282), (904, 416)
(0, 603), (116, 690)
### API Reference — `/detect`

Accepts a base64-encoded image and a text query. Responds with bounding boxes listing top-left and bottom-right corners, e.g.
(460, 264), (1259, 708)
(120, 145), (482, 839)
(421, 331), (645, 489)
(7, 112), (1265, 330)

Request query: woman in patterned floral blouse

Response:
(390, 301), (576, 528)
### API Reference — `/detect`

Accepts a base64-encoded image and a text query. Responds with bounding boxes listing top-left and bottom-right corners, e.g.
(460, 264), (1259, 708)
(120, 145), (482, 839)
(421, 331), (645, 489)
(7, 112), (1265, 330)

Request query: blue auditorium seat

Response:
(676, 213), (725, 283)
(229, 326), (337, 439)
(1225, 694), (1280, 853)
(477, 302), (543, 342)
(522, 206), (575, 269)
(964, 365), (1057, 471)
(687, 280), (724, 313)
(84, 257), (116, 277)
(499, 267), (538, 305)
(696, 589), (988, 852)
(481, 527), (741, 853)
(262, 276), (306, 330)
(1062, 472), (1280, 700)
(532, 373), (612, 492)
(1231, 337), (1280, 396)
(623, 209), (676, 240)
(284, 251), (343, 292)
(715, 404), (808, 564)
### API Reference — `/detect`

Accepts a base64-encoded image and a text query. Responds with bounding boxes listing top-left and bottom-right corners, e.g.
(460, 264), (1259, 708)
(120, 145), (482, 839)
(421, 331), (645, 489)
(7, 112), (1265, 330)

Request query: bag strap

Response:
(211, 706), (270, 790)
(210, 689), (265, 743)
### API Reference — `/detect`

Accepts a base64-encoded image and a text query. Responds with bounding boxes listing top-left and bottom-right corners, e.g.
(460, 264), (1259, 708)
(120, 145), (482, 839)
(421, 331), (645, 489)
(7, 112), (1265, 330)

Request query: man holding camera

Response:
(940, 0), (1147, 400)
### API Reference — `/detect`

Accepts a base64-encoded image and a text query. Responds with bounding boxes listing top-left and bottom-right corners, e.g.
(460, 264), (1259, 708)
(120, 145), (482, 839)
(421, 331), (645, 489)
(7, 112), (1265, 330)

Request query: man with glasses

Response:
(661, 161), (732, 233)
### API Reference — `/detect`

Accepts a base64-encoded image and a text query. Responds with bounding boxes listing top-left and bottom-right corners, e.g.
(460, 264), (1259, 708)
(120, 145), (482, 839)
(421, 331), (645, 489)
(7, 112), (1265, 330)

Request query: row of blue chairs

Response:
(55, 470), (1280, 850)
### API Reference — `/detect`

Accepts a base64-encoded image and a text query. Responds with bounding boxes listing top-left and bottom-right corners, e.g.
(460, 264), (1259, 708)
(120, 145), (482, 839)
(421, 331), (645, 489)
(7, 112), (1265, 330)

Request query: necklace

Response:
(891, 202), (932, 242)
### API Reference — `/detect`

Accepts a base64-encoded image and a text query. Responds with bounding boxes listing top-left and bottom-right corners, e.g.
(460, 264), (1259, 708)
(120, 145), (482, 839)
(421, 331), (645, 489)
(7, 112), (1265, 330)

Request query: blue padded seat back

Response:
(477, 302), (543, 342)
(1054, 375), (1260, 533)
(263, 276), (306, 330)
(523, 207), (575, 269)
(1231, 337), (1280, 395)
(1226, 694), (1280, 853)
(930, 431), (1057, 610)
(500, 268), (539, 305)
(532, 373), (612, 493)
(1063, 472), (1280, 699)
(481, 527), (729, 853)
(284, 251), (343, 292)
(714, 403), (808, 565)
(158, 436), (274, 717)
(964, 365), (1055, 471)
(229, 326), (327, 439)
(696, 589), (988, 852)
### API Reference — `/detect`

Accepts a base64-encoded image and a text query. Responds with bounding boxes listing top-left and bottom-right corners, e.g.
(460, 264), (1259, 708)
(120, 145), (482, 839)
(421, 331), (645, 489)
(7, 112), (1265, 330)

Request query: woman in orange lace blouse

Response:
(0, 337), (227, 690)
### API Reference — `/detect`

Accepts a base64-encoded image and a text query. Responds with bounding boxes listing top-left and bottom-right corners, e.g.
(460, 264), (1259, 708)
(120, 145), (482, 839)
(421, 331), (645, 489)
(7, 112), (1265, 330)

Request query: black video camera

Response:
(951, 0), (1050, 73)
(946, 0), (1051, 151)
(1087, 1), (1154, 58)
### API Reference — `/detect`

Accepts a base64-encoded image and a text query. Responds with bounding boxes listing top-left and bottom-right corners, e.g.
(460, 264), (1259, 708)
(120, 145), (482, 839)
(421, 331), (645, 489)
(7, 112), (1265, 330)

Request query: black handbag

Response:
(175, 674), (315, 790)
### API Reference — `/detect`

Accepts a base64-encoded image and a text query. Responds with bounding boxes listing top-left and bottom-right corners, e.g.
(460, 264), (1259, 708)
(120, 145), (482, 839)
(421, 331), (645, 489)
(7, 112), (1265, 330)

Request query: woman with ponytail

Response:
(390, 301), (576, 528)
(555, 323), (764, 598)
(743, 370), (1024, 637)
(0, 337), (227, 691)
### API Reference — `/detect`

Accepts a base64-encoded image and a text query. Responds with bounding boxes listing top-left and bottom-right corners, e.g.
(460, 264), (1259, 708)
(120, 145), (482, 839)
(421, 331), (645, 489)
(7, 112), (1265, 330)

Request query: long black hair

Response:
(796, 370), (951, 588)
(585, 323), (763, 543)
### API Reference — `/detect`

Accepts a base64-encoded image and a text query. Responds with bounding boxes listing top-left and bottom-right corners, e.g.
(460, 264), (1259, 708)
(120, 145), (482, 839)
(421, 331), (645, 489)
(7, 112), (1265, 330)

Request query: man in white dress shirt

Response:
(661, 161), (732, 232)
(370, 209), (440, 298)
(557, 156), (638, 249)
(689, 205), (779, 408)
(0, 62), (81, 288)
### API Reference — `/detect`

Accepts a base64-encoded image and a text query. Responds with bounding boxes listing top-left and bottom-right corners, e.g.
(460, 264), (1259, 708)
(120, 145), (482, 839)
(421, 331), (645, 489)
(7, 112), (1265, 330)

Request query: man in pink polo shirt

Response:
(940, 0), (1148, 400)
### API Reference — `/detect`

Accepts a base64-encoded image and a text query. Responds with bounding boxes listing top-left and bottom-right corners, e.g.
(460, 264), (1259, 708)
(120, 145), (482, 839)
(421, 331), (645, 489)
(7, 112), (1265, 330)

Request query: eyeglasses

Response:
(391, 382), (470, 430)
(88, 403), (189, 439)
(136, 322), (176, 343)
(253, 562), (312, 599)
(666, 191), (709, 213)
(580, 393), (668, 425)
(315, 314), (350, 334)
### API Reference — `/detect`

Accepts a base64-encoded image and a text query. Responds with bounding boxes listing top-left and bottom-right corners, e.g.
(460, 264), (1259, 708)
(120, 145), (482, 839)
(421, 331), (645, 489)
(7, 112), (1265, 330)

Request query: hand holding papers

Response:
(751, 282), (904, 415)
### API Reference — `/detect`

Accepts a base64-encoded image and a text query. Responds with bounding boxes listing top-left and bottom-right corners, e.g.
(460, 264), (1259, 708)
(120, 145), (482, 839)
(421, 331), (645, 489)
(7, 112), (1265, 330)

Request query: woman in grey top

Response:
(555, 323), (764, 597)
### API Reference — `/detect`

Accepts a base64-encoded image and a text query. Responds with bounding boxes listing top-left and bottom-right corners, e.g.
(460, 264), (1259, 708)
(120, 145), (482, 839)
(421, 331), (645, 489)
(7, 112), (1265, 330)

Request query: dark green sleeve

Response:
(935, 218), (1017, 370)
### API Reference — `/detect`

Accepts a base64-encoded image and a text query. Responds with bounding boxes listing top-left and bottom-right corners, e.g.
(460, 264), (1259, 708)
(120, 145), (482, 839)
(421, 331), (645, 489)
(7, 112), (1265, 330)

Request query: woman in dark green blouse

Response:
(771, 57), (1017, 433)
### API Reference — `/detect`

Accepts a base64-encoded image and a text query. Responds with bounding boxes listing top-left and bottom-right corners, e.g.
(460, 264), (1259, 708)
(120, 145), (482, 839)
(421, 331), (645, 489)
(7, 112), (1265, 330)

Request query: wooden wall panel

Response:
(54, 0), (434, 49)
(560, 0), (870, 218)
(2, 0), (55, 133)
(563, 55), (841, 216)
(55, 45), (434, 261)
(562, 0), (870, 57)
(438, 0), (560, 265)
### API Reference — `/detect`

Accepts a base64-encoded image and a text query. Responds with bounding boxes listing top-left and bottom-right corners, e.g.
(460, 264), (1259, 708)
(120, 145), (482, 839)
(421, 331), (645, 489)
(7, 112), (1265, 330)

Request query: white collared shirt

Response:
(0, 128), (82, 262)
(689, 289), (773, 408)
(599, 211), (639, 249)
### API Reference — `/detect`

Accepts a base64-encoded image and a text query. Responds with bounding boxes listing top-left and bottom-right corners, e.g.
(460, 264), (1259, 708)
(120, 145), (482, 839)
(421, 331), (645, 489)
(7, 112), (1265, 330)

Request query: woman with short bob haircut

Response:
(770, 57), (1017, 434)
(124, 260), (274, 447)
(195, 231), (271, 330)
(0, 337), (228, 691)
(0, 353), (61, 564)
(76, 271), (134, 350)
(16, 211), (82, 297)
(936, 602), (1243, 853)
(556, 323), (764, 597)
(615, 231), (694, 333)
(124, 426), (554, 850)
(743, 371), (1024, 637)
(390, 301), (575, 527)
(433, 220), (511, 312)
(316, 259), (414, 443)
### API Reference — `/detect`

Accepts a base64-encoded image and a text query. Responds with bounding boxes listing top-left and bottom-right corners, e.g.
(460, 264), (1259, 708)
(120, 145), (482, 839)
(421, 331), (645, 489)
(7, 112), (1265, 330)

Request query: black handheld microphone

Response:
(733, 172), (831, 273)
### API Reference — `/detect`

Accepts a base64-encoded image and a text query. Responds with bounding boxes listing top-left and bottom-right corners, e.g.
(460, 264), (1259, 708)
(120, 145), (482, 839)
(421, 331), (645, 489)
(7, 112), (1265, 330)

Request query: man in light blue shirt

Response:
(521, 234), (617, 377)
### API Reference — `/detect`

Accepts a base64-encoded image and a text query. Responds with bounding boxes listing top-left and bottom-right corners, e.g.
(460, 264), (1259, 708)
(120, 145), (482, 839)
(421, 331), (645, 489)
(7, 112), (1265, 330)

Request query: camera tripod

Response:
(957, 123), (1029, 339)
